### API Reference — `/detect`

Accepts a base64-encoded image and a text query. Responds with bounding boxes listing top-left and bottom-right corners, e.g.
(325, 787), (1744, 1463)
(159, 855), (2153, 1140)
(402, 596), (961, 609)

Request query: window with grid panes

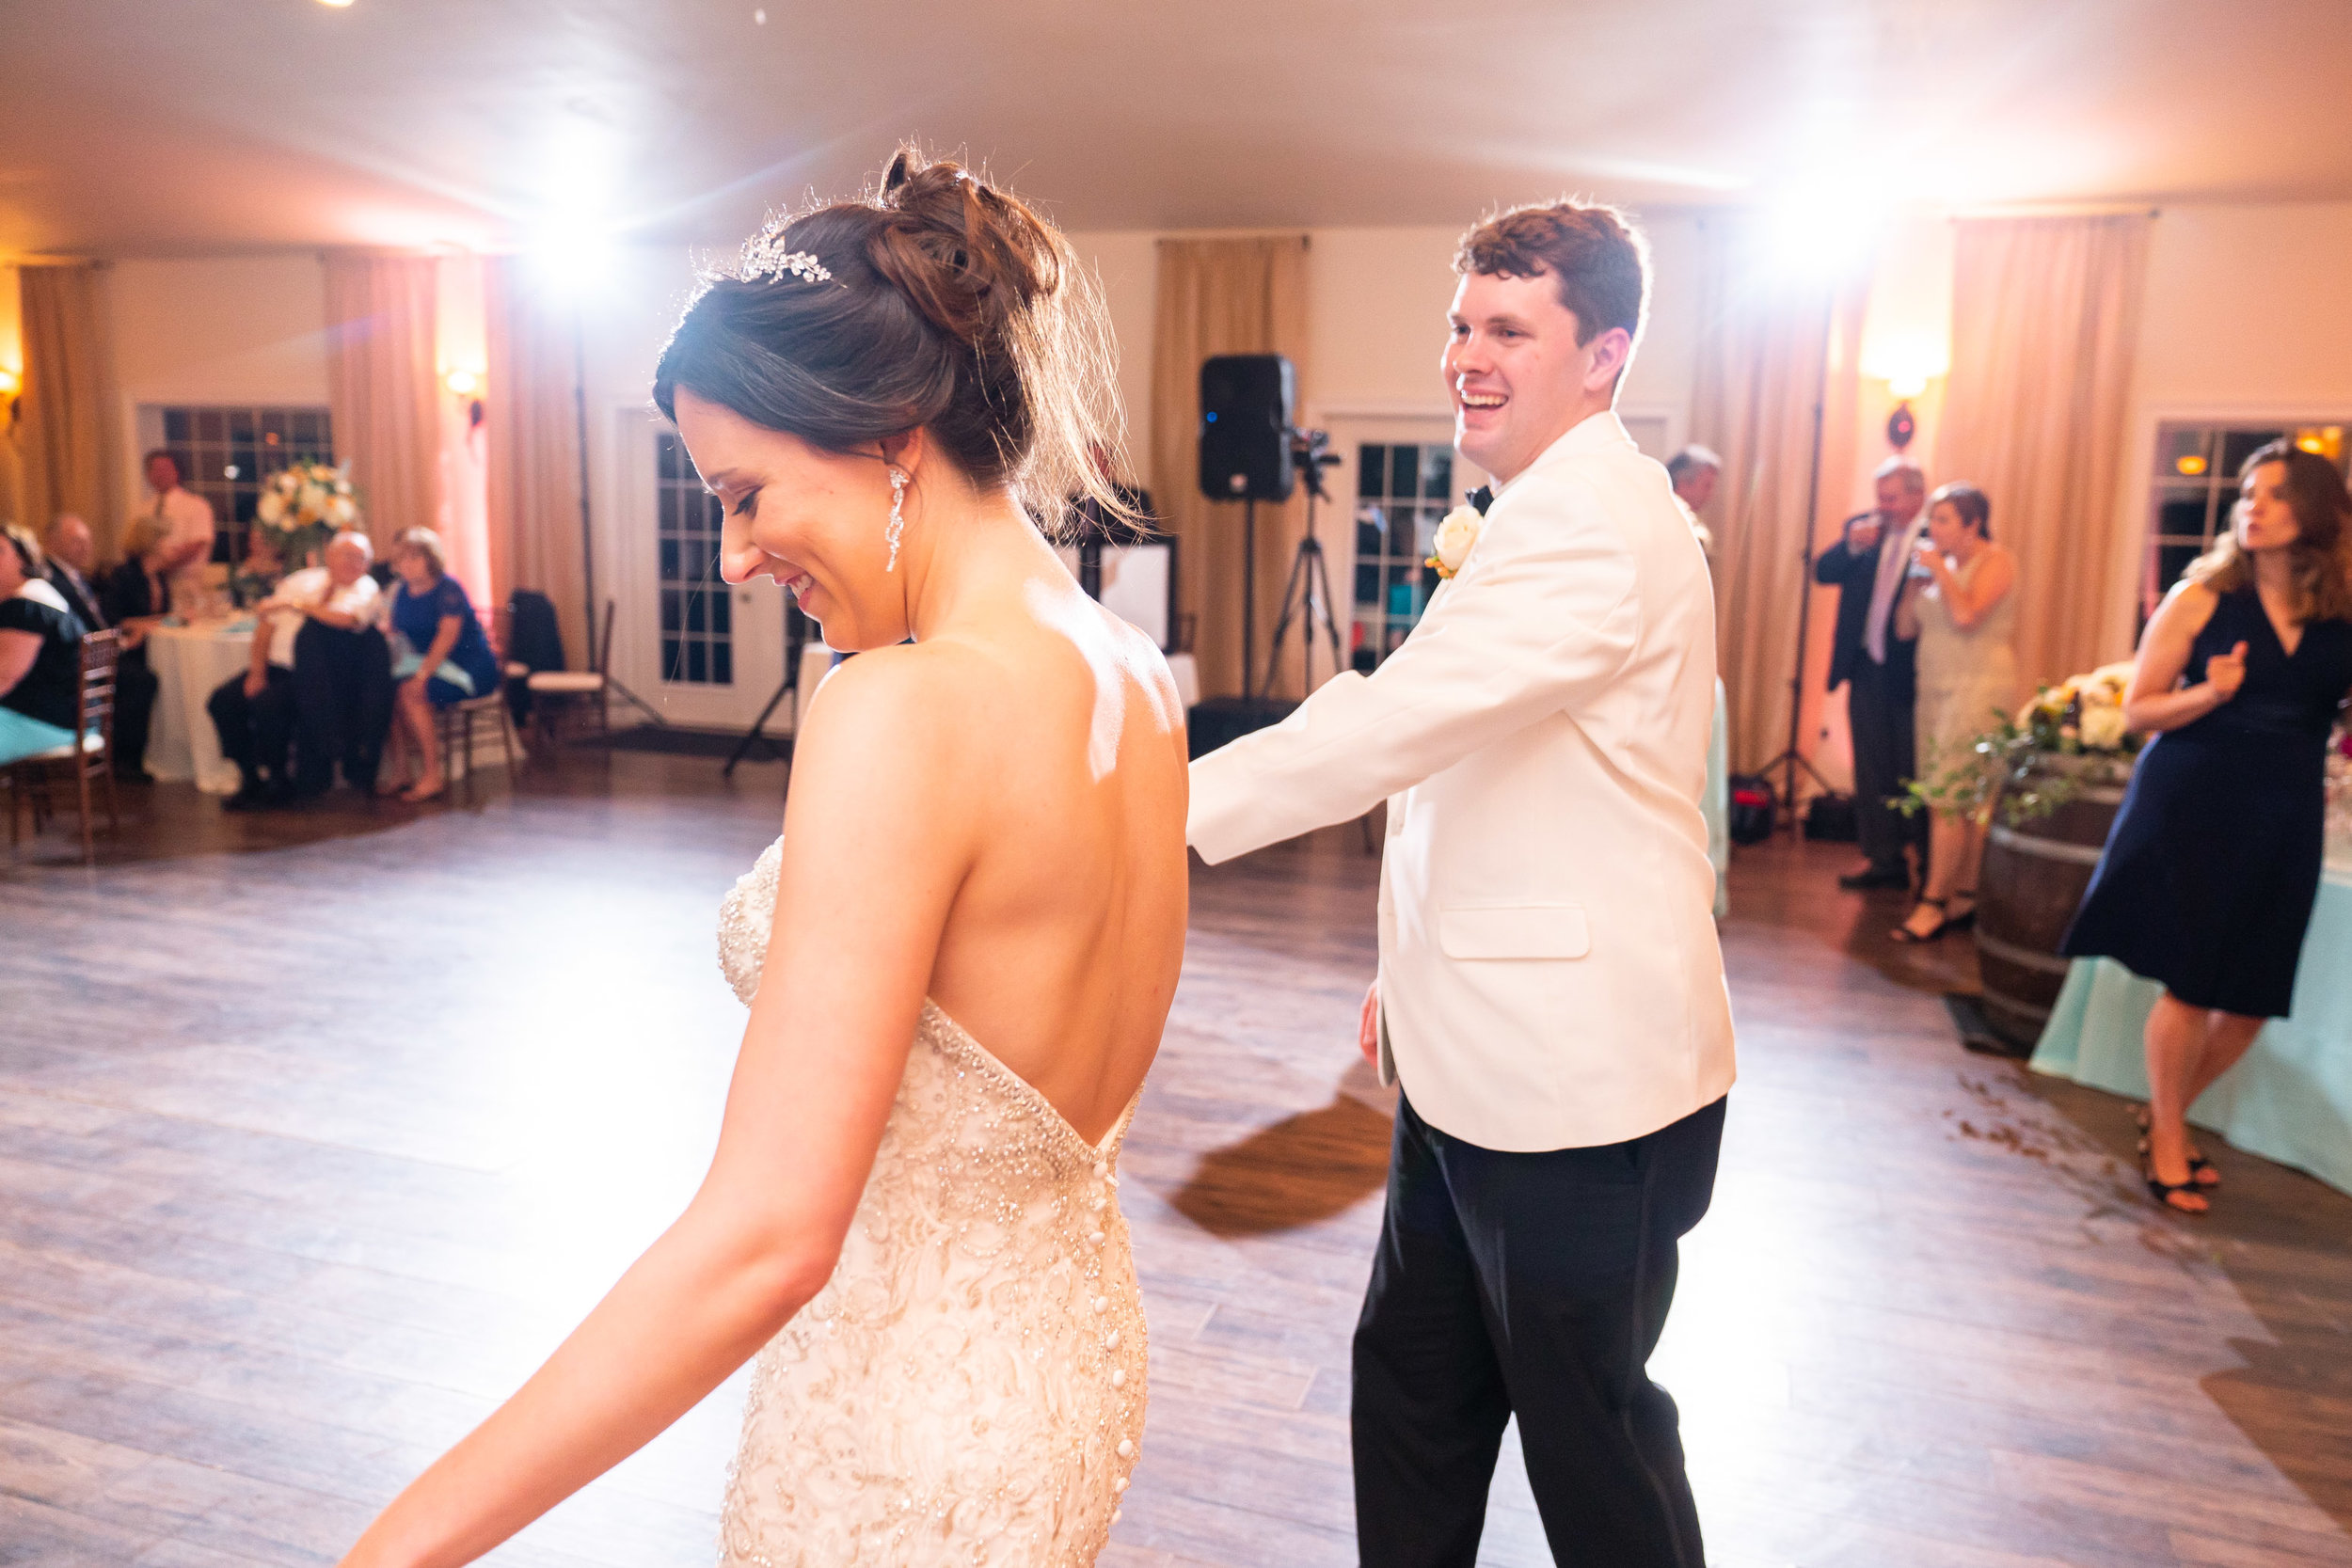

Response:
(656, 430), (733, 685)
(2145, 422), (2348, 625)
(155, 406), (334, 566)
(1350, 441), (1457, 671)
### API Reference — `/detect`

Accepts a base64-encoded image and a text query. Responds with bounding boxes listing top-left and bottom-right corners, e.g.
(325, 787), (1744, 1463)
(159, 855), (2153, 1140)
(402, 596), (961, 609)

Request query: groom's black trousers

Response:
(1353, 1091), (1725, 1568)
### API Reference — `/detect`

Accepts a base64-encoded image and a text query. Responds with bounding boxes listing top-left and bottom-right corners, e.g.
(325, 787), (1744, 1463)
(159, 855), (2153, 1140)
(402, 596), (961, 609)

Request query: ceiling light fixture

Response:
(316, 0), (356, 8)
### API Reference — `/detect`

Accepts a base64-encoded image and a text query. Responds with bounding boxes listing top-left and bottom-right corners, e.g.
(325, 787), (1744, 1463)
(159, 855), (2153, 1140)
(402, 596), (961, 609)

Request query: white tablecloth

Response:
(144, 620), (253, 794)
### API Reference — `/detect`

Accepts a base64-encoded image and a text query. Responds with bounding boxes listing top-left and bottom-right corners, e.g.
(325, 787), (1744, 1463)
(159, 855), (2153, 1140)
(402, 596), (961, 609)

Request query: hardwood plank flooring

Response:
(3, 755), (2347, 1566)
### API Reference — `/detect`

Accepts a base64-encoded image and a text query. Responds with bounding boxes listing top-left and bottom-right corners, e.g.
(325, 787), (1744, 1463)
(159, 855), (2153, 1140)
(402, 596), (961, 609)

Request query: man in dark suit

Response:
(44, 513), (164, 770)
(1815, 458), (1929, 889)
(41, 515), (109, 632)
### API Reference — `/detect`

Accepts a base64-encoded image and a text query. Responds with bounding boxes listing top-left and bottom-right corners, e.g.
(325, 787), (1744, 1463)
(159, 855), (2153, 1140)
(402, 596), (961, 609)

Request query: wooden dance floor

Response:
(3, 752), (2348, 1567)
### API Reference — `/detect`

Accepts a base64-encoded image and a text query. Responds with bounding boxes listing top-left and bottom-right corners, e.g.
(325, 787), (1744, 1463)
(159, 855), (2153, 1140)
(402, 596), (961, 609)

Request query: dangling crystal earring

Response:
(885, 466), (909, 572)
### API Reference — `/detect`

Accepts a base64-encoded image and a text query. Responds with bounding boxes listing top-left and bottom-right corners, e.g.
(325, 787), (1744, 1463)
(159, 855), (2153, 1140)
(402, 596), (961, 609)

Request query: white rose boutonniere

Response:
(1426, 505), (1484, 580)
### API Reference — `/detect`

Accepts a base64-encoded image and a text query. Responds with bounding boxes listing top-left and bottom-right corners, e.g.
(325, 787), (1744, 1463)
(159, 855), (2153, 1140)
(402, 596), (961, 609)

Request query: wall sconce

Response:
(1880, 372), (1931, 451)
(444, 367), (485, 432)
(0, 365), (18, 428)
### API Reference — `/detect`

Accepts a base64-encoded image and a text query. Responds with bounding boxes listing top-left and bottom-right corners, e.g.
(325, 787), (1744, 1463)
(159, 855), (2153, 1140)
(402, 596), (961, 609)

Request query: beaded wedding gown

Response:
(712, 836), (1149, 1566)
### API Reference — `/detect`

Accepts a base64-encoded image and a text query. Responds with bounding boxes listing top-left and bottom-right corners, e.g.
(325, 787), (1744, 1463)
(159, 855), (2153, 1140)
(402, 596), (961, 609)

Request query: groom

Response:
(1187, 200), (1735, 1567)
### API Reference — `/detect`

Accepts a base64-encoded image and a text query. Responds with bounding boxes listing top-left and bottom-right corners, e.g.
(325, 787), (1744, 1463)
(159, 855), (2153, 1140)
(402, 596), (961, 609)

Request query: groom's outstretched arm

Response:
(1187, 477), (1638, 864)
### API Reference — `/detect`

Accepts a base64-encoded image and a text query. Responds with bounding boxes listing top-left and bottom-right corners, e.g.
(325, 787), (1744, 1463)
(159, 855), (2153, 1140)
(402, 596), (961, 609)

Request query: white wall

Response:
(111, 255), (330, 404)
(108, 255), (333, 514)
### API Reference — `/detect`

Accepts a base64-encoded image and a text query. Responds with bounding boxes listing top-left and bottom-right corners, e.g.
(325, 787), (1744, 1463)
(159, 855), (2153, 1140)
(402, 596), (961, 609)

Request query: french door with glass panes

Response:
(613, 413), (786, 730)
(1322, 418), (1488, 674)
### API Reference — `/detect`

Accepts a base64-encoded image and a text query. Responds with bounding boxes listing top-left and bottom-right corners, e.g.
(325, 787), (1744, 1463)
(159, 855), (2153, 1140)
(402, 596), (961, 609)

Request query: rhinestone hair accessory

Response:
(739, 229), (833, 286)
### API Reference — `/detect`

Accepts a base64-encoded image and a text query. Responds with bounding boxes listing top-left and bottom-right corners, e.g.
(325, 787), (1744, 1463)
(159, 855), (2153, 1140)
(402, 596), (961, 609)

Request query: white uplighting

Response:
(444, 367), (480, 397)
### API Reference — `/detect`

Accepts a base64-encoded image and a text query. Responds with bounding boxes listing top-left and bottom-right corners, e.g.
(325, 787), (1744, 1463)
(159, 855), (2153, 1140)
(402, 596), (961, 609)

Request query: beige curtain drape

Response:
(483, 258), (590, 666)
(324, 254), (441, 557)
(1940, 214), (2153, 689)
(18, 262), (123, 559)
(1691, 217), (1868, 776)
(1149, 236), (1311, 702)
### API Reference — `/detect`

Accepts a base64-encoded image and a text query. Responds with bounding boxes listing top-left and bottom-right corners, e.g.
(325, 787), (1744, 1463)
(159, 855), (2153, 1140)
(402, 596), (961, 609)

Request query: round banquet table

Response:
(2029, 862), (2352, 1198)
(142, 619), (255, 794)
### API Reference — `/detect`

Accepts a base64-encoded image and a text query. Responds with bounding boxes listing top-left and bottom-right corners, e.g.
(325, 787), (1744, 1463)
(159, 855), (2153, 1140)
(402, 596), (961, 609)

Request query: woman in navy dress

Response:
(2062, 441), (2352, 1212)
(382, 526), (501, 802)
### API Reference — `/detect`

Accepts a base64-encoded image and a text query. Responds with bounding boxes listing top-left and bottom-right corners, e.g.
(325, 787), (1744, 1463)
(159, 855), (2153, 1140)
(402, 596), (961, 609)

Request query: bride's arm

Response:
(339, 651), (973, 1568)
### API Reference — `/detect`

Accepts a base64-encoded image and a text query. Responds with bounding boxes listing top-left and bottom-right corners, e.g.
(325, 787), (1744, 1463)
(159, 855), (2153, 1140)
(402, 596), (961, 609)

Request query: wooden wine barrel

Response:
(1974, 758), (2131, 1051)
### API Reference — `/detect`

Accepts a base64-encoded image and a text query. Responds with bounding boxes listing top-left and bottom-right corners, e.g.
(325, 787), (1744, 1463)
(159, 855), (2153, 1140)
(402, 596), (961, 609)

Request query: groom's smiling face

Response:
(1443, 268), (1629, 487)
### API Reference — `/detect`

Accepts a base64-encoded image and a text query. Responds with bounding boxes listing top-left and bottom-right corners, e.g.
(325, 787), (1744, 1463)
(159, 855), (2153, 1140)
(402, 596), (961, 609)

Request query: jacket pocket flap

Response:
(1438, 905), (1590, 959)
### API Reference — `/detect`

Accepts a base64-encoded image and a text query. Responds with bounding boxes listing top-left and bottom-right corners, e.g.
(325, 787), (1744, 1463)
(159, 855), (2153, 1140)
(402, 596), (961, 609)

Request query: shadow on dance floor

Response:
(1169, 1066), (1395, 1237)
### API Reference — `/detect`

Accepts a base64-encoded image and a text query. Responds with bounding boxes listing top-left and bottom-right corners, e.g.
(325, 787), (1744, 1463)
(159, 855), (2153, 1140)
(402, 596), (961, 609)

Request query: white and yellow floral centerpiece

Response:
(255, 460), (359, 570)
(1909, 660), (2142, 826)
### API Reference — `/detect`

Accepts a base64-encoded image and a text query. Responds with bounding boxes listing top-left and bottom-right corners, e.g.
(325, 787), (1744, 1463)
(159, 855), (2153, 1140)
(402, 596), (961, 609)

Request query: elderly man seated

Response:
(41, 515), (109, 631)
(288, 531), (394, 798)
(207, 532), (382, 809)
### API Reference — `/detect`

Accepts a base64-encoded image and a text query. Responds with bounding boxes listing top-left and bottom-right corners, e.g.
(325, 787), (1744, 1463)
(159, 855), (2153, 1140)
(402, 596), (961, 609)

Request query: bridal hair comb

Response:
(739, 230), (833, 285)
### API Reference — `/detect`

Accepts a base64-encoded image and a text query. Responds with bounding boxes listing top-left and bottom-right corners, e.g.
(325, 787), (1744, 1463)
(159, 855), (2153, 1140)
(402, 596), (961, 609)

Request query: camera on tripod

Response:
(1289, 426), (1340, 502)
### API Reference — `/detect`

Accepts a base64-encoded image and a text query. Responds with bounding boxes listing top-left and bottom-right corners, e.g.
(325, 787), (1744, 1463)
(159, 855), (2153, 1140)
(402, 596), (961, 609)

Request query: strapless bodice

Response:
(713, 836), (1147, 1566)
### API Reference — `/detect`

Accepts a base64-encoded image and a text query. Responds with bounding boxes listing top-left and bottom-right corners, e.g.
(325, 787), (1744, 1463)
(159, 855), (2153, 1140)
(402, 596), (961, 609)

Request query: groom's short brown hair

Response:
(1454, 200), (1648, 347)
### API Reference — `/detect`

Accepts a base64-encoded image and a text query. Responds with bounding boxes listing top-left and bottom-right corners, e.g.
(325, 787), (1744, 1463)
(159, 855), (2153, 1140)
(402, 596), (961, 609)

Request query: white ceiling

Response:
(7, 0), (2352, 258)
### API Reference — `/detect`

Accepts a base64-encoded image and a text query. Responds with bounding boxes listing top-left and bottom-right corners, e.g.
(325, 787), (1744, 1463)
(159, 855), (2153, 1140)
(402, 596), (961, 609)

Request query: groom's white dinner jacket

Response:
(1187, 411), (1736, 1152)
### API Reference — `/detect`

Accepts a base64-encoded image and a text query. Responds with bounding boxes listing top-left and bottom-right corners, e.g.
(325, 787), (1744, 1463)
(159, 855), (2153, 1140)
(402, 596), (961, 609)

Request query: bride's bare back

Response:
(911, 586), (1188, 1141)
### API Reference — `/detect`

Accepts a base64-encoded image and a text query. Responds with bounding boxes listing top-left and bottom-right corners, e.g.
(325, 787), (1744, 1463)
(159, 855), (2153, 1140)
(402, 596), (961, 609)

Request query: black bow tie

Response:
(1468, 485), (1493, 516)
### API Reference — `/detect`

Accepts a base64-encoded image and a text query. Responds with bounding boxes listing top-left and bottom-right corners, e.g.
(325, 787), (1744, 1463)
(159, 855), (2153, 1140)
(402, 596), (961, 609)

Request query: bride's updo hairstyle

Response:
(653, 148), (1131, 532)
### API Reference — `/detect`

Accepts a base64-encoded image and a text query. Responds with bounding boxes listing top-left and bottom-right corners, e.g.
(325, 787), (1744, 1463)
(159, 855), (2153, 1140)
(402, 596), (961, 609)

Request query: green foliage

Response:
(1900, 683), (2139, 827)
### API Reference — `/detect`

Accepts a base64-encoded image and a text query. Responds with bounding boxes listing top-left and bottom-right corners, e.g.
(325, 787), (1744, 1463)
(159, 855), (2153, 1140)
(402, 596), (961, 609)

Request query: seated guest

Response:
(208, 542), (371, 808)
(49, 513), (165, 783)
(382, 527), (500, 803)
(288, 531), (393, 799)
(42, 514), (108, 631)
(229, 528), (288, 610)
(0, 525), (91, 767)
(100, 513), (200, 782)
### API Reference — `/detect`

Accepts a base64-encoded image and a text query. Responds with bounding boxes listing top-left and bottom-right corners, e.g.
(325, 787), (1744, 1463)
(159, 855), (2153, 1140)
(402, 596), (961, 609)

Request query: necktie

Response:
(1864, 511), (1922, 664)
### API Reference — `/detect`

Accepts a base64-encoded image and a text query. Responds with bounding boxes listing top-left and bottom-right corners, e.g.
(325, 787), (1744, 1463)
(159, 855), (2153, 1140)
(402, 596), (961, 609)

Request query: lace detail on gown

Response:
(713, 837), (1147, 1566)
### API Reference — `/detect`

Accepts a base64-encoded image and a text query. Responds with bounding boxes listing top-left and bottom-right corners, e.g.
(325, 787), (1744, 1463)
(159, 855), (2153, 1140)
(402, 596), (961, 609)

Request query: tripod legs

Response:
(1258, 536), (1344, 700)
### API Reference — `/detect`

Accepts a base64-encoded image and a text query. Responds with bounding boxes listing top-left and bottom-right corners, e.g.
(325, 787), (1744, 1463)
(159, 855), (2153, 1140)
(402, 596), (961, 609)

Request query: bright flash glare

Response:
(1762, 182), (1886, 280)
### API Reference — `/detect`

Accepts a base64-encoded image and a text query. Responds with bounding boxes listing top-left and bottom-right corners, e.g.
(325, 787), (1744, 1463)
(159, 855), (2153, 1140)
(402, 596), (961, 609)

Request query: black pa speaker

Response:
(1199, 354), (1295, 502)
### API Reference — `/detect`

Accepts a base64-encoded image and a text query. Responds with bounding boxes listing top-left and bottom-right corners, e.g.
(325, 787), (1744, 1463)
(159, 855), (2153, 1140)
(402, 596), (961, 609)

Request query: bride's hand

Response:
(1359, 979), (1379, 1068)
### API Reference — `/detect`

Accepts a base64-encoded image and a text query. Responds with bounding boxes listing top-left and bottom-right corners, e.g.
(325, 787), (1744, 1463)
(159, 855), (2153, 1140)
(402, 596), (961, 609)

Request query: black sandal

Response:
(2143, 1156), (2209, 1214)
(1947, 890), (1979, 932)
(1891, 896), (1950, 943)
(2138, 1137), (2220, 1188)
(2135, 1106), (2220, 1187)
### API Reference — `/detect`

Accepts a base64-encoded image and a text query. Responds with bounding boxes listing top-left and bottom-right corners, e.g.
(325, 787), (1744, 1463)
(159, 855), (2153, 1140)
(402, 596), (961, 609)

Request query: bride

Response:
(337, 150), (1189, 1568)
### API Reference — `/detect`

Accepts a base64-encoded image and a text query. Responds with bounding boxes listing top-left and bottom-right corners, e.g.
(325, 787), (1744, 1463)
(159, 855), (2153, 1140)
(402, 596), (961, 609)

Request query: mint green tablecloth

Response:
(2030, 870), (2352, 1196)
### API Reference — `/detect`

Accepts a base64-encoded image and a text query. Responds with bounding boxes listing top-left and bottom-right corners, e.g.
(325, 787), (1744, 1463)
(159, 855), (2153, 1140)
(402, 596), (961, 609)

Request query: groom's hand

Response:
(1359, 980), (1379, 1069)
